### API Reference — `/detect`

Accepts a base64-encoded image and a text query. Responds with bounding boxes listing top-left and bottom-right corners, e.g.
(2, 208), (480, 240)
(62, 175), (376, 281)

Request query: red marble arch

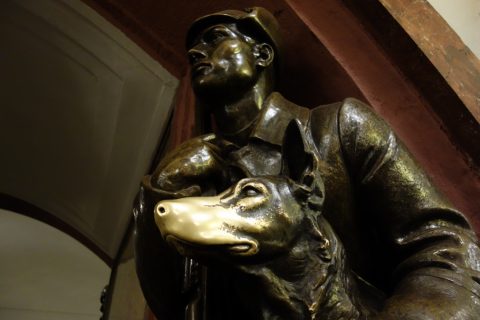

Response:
(80, 0), (480, 233)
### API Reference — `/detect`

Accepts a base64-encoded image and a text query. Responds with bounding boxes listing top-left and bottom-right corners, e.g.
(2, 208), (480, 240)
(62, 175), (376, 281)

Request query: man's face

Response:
(188, 24), (259, 100)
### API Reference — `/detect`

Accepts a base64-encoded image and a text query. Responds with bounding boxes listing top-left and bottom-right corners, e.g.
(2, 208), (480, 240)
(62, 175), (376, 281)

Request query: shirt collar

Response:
(250, 92), (310, 146)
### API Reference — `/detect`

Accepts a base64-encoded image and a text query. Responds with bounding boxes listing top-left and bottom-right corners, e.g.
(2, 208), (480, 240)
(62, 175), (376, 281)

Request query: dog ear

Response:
(281, 120), (325, 210)
(281, 119), (310, 183)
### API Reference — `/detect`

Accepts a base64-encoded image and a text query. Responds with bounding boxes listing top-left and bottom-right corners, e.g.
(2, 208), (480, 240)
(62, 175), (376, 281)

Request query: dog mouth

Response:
(165, 235), (258, 256)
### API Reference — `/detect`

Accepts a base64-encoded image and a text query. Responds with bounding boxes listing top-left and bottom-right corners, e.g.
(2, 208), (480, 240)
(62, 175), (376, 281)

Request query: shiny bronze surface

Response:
(135, 6), (480, 320)
(154, 126), (381, 319)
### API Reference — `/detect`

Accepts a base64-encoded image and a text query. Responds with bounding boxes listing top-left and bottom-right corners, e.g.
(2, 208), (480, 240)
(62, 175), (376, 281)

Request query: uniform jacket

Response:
(136, 92), (480, 319)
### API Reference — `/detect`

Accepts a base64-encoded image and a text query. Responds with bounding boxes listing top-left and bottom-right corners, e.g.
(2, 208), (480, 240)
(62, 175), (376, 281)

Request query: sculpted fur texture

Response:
(154, 122), (383, 320)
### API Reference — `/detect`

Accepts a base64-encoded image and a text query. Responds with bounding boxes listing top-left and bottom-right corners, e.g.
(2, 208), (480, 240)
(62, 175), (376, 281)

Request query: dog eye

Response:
(242, 185), (262, 197)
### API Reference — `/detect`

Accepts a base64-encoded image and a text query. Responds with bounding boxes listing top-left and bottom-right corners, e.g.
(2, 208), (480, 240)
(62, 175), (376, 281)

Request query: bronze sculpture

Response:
(154, 121), (384, 319)
(135, 7), (480, 319)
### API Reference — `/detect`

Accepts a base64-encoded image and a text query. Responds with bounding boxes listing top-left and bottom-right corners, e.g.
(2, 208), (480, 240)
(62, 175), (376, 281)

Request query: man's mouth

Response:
(192, 62), (212, 76)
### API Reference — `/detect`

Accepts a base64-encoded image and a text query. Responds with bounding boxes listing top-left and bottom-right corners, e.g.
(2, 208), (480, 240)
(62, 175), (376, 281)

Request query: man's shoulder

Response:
(267, 92), (372, 120)
(311, 97), (374, 121)
(267, 93), (390, 143)
(310, 98), (389, 133)
(310, 97), (376, 130)
(339, 98), (383, 125)
(310, 98), (394, 154)
(337, 98), (392, 140)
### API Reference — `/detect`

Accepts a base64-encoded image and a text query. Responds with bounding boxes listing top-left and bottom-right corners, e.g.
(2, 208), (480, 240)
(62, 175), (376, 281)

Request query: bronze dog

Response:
(154, 122), (382, 319)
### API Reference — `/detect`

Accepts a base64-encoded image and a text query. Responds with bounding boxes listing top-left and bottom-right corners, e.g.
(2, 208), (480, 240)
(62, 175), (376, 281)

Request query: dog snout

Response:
(155, 202), (169, 217)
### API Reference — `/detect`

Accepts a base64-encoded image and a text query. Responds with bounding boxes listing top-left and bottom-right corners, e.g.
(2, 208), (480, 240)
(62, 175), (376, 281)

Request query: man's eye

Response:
(243, 185), (261, 197)
(205, 31), (227, 43)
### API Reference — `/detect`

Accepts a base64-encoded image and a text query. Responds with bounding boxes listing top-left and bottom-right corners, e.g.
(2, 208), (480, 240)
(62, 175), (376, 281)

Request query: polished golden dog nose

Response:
(155, 203), (168, 216)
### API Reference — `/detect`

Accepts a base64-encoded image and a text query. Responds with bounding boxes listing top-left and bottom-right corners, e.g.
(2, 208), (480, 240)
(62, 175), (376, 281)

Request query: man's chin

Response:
(192, 82), (253, 104)
(191, 82), (229, 102)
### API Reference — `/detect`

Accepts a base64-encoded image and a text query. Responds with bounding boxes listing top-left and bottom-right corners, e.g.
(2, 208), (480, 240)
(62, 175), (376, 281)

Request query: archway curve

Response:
(0, 207), (110, 319)
(0, 194), (111, 265)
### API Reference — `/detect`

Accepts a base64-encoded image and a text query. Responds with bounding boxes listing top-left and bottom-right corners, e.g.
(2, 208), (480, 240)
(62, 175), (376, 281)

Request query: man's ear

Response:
(254, 43), (274, 68)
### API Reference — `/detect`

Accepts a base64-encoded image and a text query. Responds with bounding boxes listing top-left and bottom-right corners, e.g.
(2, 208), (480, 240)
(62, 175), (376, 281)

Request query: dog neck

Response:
(234, 220), (370, 320)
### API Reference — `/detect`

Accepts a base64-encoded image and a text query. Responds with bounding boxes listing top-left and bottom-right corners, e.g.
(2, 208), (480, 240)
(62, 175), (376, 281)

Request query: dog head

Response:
(154, 120), (327, 263)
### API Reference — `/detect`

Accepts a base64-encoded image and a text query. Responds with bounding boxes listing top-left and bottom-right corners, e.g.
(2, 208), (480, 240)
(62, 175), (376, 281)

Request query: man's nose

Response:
(188, 48), (207, 65)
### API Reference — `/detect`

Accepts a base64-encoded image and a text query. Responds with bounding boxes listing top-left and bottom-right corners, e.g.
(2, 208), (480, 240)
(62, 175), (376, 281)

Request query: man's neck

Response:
(205, 75), (272, 146)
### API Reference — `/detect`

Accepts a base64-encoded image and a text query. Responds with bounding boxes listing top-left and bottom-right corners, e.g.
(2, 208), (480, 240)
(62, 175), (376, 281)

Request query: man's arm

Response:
(134, 133), (234, 319)
(134, 180), (185, 319)
(338, 99), (480, 319)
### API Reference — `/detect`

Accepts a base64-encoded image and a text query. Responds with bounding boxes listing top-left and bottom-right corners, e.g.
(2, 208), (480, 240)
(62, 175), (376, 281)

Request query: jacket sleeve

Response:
(133, 177), (186, 320)
(338, 98), (480, 319)
(134, 134), (237, 319)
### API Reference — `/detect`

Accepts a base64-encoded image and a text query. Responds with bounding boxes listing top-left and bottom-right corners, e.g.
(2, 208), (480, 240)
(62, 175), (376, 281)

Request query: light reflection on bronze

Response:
(135, 6), (480, 320)
(155, 192), (259, 257)
(154, 130), (382, 319)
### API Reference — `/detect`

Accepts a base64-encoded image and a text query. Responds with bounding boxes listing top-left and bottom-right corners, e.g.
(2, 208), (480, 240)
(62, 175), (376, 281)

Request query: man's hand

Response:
(150, 134), (232, 197)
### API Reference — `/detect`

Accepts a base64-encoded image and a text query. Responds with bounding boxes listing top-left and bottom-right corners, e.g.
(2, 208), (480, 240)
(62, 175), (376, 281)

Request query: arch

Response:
(0, 193), (111, 265)
(0, 208), (110, 319)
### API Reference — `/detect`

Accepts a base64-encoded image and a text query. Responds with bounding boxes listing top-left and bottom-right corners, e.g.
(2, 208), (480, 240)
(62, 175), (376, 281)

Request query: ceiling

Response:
(0, 0), (178, 261)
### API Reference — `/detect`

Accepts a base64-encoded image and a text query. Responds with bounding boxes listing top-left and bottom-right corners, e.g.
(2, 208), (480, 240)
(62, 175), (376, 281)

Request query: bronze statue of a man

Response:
(135, 7), (480, 320)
